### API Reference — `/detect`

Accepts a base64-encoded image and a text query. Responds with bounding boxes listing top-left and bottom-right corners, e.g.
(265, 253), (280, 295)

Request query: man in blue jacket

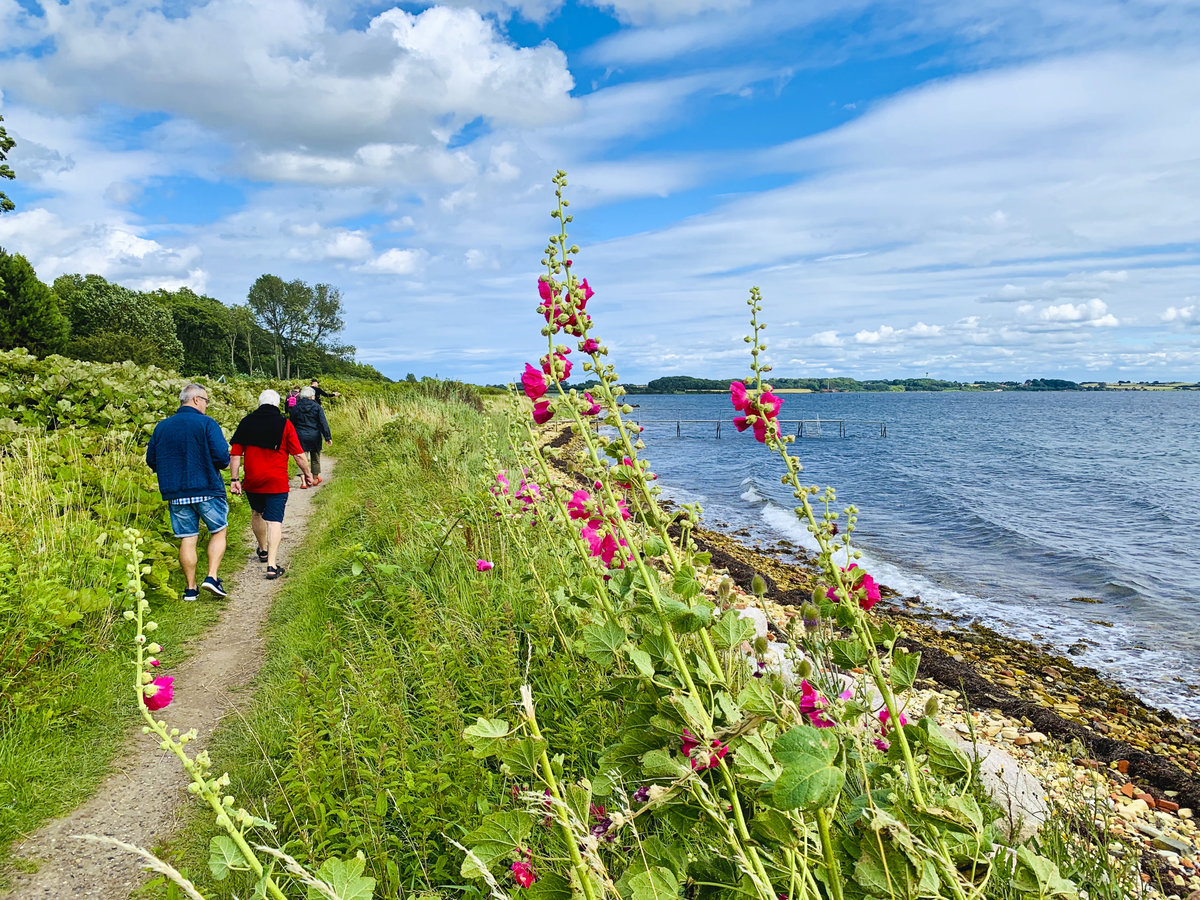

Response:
(146, 383), (231, 600)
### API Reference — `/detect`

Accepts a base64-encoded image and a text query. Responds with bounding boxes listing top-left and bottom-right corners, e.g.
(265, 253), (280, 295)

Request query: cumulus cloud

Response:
(854, 325), (898, 344)
(809, 330), (843, 347)
(1038, 298), (1119, 326)
(1162, 303), (1197, 323)
(0, 2), (575, 181)
(360, 247), (428, 275)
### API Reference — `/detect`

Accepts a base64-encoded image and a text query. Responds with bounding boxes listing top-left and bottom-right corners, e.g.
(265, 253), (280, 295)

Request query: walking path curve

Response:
(4, 462), (332, 900)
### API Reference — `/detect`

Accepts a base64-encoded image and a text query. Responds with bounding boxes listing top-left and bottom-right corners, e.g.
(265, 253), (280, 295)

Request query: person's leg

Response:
(309, 448), (321, 478)
(179, 536), (199, 589)
(206, 527), (227, 578)
(251, 511), (268, 552)
(266, 520), (283, 568)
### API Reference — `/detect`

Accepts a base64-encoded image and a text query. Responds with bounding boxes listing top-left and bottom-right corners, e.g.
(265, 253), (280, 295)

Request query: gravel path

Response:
(3, 464), (331, 900)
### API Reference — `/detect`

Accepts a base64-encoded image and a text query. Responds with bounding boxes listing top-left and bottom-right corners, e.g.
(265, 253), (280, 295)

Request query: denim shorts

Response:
(245, 491), (288, 523)
(168, 496), (229, 538)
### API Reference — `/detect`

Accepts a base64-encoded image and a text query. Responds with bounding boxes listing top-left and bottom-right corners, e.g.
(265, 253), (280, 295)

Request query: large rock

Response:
(948, 730), (1048, 843)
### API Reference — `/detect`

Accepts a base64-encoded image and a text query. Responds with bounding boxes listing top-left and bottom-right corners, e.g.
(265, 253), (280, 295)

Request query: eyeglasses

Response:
(197, 395), (209, 404)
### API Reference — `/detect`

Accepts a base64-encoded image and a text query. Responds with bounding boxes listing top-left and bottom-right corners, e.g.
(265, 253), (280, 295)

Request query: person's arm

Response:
(208, 419), (230, 471)
(229, 451), (243, 495)
(319, 407), (332, 444)
(146, 429), (158, 472)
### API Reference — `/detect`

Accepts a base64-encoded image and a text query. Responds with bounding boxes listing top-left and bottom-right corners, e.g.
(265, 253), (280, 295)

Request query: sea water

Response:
(623, 391), (1200, 716)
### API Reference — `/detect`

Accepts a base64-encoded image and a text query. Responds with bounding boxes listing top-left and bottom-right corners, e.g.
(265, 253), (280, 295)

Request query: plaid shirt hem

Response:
(169, 494), (224, 506)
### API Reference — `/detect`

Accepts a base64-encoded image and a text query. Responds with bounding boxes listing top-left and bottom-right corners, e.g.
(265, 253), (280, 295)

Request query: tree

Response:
(246, 274), (350, 379)
(0, 115), (15, 214)
(0, 248), (69, 353)
(148, 286), (235, 376)
(55, 274), (184, 370)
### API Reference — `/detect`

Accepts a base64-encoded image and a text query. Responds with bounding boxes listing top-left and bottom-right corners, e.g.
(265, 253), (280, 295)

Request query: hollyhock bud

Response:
(476, 559), (494, 572)
(581, 338), (600, 353)
(581, 393), (601, 416)
(532, 401), (553, 425)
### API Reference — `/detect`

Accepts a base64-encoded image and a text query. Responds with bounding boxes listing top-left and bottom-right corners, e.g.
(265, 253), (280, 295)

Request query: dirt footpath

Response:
(4, 462), (332, 900)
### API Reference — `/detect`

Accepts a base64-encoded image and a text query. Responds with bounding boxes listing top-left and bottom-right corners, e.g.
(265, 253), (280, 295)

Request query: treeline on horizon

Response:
(0, 247), (388, 383)
(548, 375), (1152, 393)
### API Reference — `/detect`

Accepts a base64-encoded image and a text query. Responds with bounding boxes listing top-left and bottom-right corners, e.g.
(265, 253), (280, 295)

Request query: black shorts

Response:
(245, 491), (288, 523)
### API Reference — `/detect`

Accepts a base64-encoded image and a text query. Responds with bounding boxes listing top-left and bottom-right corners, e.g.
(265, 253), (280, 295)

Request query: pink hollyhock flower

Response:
(874, 708), (908, 751)
(733, 416), (750, 432)
(144, 675), (174, 711)
(148, 658), (160, 667)
(759, 391), (783, 418)
(680, 729), (700, 756)
(540, 352), (572, 381)
(476, 559), (494, 572)
(825, 564), (881, 611)
(751, 416), (780, 444)
(580, 524), (605, 558)
(799, 679), (834, 728)
(521, 364), (547, 401)
(582, 393), (601, 416)
(512, 860), (537, 889)
(681, 729), (730, 771)
(568, 490), (592, 520)
(537, 279), (554, 302)
(730, 381), (750, 412)
(532, 401), (553, 425)
(581, 338), (600, 353)
(580, 279), (594, 305)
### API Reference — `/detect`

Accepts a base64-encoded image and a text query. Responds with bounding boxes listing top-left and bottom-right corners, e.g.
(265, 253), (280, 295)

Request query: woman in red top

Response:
(229, 389), (314, 579)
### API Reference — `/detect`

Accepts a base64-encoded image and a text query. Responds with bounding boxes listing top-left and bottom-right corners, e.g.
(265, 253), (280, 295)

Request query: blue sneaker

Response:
(183, 587), (199, 602)
(201, 576), (228, 598)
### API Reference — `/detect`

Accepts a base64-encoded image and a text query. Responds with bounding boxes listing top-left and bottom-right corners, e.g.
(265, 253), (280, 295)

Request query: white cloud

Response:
(1162, 303), (1197, 323)
(586, 0), (753, 26)
(809, 330), (843, 347)
(361, 248), (428, 275)
(1038, 298), (1117, 325)
(854, 325), (897, 344)
(0, 3), (575, 185)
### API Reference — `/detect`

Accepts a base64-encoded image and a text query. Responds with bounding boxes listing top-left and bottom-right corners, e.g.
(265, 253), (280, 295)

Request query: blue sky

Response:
(2, 0), (1199, 383)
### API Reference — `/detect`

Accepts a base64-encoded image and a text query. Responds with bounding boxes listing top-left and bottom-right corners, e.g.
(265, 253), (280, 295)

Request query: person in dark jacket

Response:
(309, 378), (340, 404)
(290, 386), (332, 479)
(146, 383), (231, 600)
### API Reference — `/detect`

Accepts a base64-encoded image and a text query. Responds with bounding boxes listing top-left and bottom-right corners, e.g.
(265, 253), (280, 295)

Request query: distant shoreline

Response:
(543, 376), (1200, 394)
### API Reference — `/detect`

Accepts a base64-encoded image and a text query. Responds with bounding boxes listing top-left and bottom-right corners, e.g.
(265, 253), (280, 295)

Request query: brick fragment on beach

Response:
(1160, 799), (1182, 813)
(1121, 783), (1136, 798)
(1117, 759), (1131, 774)
(1136, 792), (1157, 809)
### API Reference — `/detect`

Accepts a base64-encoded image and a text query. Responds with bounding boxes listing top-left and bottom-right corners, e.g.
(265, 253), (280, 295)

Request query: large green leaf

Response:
(628, 866), (681, 900)
(732, 732), (781, 785)
(890, 648), (921, 692)
(525, 872), (572, 900)
(1013, 847), (1079, 899)
(770, 725), (844, 811)
(208, 835), (250, 881)
(582, 622), (628, 665)
(463, 718), (510, 758)
(499, 738), (544, 778)
(309, 857), (376, 900)
(712, 611), (755, 650)
(459, 812), (533, 879)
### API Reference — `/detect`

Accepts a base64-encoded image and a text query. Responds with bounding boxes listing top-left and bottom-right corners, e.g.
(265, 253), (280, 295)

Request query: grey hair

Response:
(299, 386), (316, 399)
(180, 383), (207, 403)
(259, 388), (281, 407)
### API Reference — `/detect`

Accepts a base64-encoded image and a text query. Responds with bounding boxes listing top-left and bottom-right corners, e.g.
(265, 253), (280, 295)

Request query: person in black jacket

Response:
(289, 386), (332, 479)
(309, 378), (340, 404)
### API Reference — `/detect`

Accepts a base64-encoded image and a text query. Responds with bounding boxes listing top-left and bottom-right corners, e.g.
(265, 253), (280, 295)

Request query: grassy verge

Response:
(159, 389), (618, 898)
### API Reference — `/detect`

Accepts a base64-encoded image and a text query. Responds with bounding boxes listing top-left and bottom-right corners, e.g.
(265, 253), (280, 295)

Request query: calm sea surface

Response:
(624, 391), (1200, 716)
